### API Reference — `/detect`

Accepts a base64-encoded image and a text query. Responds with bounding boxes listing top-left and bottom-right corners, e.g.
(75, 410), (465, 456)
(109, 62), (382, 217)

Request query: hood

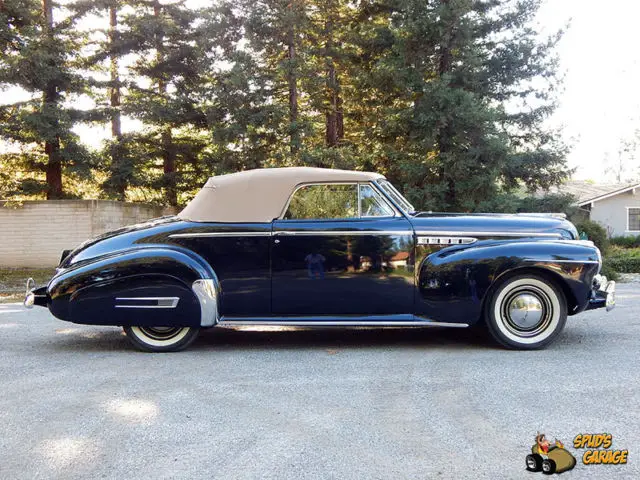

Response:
(409, 212), (578, 240)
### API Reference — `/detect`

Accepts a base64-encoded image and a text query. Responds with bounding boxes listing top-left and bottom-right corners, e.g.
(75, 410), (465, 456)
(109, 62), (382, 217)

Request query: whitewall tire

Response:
(485, 274), (567, 349)
(123, 326), (200, 352)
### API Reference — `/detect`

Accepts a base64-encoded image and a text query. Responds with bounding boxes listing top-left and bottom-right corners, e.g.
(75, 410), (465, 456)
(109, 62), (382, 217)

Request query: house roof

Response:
(179, 167), (384, 223)
(390, 251), (410, 262)
(547, 181), (640, 206)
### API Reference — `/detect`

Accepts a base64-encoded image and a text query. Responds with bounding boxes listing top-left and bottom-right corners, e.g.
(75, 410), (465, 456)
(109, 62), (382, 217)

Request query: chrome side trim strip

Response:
(218, 318), (469, 328)
(414, 230), (563, 238)
(170, 232), (271, 238)
(172, 229), (562, 239)
(273, 230), (411, 236)
(417, 236), (477, 245)
(192, 279), (219, 327)
(531, 259), (600, 264)
(115, 297), (179, 308)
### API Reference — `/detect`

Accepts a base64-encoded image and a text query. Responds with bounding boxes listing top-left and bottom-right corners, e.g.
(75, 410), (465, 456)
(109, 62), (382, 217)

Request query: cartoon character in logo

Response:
(526, 433), (576, 474)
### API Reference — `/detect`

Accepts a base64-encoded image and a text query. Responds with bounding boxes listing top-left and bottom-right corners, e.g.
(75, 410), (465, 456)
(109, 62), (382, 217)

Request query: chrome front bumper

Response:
(588, 274), (616, 311)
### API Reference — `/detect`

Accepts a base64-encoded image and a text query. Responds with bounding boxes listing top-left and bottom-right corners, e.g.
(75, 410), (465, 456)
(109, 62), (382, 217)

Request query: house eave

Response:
(577, 183), (640, 207)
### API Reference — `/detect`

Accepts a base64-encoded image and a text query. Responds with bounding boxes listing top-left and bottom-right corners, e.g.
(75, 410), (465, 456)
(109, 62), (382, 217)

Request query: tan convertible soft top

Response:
(178, 167), (385, 223)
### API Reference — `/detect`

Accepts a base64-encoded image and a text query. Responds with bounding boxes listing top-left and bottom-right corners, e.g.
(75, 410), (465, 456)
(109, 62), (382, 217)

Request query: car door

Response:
(271, 182), (415, 316)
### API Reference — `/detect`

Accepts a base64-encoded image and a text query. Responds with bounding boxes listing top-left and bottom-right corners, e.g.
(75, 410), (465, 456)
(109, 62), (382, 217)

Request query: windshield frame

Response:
(375, 179), (415, 215)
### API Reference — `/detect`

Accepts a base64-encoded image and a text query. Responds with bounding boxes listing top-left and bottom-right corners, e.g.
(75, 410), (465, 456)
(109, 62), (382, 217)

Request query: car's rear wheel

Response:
(526, 454), (543, 472)
(123, 326), (199, 352)
(485, 274), (567, 350)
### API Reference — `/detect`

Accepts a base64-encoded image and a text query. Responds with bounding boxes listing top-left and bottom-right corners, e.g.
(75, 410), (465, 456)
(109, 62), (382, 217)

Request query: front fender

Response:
(48, 247), (220, 327)
(415, 240), (600, 324)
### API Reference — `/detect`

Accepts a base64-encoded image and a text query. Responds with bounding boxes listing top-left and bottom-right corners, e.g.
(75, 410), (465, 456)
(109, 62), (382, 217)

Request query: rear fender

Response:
(48, 247), (220, 327)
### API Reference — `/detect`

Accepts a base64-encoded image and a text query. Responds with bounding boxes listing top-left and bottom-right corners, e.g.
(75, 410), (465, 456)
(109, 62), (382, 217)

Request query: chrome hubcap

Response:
(139, 326), (184, 341)
(508, 294), (543, 329)
(501, 287), (552, 338)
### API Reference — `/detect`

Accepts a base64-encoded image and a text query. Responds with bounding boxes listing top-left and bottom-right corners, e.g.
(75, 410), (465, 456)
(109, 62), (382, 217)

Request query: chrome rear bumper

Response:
(24, 278), (48, 309)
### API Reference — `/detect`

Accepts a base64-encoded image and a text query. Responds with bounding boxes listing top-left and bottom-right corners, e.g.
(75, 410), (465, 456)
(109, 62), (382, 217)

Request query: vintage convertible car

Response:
(25, 167), (615, 352)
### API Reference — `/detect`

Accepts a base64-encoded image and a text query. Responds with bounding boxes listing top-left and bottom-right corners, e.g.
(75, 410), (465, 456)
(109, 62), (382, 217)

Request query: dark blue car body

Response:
(25, 168), (613, 351)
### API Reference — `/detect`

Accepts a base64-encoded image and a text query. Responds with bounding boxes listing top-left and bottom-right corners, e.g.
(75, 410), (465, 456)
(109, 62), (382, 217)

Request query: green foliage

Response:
(575, 220), (610, 255)
(475, 192), (577, 215)
(599, 263), (620, 282)
(610, 235), (640, 249)
(350, 0), (569, 212)
(285, 184), (358, 219)
(605, 248), (640, 274)
(1, 0), (570, 208)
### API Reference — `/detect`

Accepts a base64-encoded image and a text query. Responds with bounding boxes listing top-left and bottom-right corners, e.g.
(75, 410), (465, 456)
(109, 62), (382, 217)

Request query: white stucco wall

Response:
(0, 200), (176, 267)
(589, 189), (640, 236)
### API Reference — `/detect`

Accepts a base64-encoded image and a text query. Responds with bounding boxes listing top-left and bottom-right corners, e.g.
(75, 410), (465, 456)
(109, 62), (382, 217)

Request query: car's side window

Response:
(284, 184), (358, 219)
(359, 184), (395, 217)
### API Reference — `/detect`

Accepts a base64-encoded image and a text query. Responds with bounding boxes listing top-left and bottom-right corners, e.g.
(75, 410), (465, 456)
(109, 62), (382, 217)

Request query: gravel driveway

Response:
(1, 285), (638, 479)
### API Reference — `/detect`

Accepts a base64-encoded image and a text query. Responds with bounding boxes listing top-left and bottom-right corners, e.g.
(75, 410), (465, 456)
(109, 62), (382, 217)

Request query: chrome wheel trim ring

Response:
(493, 278), (560, 345)
(131, 326), (191, 347)
(526, 457), (536, 468)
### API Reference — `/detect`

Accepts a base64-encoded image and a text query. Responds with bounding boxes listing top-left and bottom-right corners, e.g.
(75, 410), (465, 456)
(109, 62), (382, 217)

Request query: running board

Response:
(218, 315), (468, 328)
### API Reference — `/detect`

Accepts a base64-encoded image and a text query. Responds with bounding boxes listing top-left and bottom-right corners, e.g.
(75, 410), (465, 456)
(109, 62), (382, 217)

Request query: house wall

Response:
(589, 189), (640, 236)
(0, 200), (176, 267)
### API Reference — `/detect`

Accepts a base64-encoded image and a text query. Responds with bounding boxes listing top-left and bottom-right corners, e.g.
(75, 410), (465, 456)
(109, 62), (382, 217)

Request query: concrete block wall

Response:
(0, 200), (176, 267)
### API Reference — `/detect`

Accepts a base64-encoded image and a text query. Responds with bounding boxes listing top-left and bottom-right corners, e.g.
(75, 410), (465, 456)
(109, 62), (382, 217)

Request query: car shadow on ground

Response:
(42, 324), (512, 352)
(193, 326), (497, 351)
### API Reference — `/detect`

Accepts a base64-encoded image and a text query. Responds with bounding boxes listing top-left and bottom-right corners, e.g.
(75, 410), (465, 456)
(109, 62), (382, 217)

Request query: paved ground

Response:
(0, 286), (639, 479)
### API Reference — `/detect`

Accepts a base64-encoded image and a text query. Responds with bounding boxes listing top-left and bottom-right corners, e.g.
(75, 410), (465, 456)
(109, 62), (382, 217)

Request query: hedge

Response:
(605, 248), (640, 273)
(611, 235), (640, 249)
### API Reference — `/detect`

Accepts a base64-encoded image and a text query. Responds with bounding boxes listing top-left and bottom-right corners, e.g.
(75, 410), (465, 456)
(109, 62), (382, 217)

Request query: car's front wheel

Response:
(542, 458), (556, 475)
(485, 274), (567, 349)
(123, 326), (199, 352)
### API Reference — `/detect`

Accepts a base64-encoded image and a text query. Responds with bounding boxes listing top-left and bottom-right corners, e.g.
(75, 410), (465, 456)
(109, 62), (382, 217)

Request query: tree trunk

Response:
(286, 25), (299, 154)
(325, 66), (344, 147)
(436, 0), (456, 209)
(326, 60), (338, 147)
(154, 1), (177, 207)
(42, 0), (63, 199)
(324, 6), (343, 148)
(161, 129), (176, 207)
(109, 3), (125, 200)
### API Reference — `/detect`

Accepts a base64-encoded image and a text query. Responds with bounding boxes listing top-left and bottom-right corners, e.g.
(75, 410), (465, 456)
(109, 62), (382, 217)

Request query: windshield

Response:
(376, 179), (415, 214)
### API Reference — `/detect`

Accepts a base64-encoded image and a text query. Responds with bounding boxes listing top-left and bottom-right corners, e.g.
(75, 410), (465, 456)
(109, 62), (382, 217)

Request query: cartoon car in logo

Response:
(526, 433), (576, 474)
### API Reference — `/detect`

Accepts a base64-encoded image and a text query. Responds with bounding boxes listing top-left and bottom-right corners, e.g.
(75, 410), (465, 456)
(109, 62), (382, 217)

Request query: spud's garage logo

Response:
(526, 433), (576, 474)
(573, 433), (628, 465)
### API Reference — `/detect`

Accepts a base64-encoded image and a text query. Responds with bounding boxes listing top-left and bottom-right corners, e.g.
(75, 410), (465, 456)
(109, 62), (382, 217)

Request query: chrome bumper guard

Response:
(24, 278), (48, 309)
(588, 275), (616, 311)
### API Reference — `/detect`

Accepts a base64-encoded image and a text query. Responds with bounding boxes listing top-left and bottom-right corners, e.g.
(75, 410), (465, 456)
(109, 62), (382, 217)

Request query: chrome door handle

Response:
(274, 239), (280, 244)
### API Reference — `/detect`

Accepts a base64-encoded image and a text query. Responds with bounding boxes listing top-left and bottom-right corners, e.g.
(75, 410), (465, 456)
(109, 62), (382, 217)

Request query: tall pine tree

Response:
(0, 0), (92, 199)
(353, 0), (568, 211)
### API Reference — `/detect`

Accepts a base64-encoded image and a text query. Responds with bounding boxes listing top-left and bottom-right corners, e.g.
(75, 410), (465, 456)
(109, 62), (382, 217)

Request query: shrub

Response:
(605, 247), (640, 274)
(575, 220), (610, 254)
(600, 263), (620, 282)
(606, 257), (640, 274)
(610, 235), (640, 249)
